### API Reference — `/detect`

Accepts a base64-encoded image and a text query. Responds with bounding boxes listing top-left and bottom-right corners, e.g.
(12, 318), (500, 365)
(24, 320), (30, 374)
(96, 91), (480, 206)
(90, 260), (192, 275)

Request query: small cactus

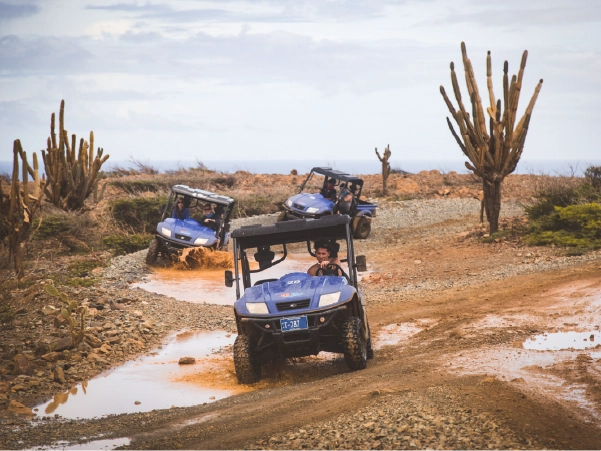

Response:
(375, 145), (392, 195)
(44, 284), (88, 346)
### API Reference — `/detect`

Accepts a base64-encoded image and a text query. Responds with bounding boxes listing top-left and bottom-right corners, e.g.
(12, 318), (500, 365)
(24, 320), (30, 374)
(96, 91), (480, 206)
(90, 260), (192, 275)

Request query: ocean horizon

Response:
(1, 158), (600, 178)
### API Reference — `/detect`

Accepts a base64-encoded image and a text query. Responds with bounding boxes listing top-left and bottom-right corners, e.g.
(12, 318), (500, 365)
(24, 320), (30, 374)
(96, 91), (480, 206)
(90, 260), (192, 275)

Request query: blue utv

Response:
(225, 214), (373, 384)
(146, 185), (235, 265)
(279, 167), (377, 239)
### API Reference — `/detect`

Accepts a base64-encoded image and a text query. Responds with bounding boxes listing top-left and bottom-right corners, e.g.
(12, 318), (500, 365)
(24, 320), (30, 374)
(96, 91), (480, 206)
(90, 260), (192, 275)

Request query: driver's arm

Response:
(307, 263), (318, 276)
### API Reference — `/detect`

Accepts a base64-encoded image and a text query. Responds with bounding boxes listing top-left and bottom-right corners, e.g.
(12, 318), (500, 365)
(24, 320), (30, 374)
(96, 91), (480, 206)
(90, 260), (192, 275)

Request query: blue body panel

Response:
(157, 218), (220, 247)
(235, 272), (356, 316)
(285, 193), (376, 218)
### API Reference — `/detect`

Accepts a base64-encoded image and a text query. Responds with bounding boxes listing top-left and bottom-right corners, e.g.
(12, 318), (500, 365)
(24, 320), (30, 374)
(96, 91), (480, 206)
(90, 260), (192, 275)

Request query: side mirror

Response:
(225, 270), (234, 287)
(356, 255), (367, 272)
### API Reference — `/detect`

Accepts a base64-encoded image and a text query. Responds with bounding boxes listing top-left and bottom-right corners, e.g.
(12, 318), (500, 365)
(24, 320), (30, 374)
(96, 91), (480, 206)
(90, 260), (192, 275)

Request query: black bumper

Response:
(237, 304), (349, 358)
(156, 235), (207, 254)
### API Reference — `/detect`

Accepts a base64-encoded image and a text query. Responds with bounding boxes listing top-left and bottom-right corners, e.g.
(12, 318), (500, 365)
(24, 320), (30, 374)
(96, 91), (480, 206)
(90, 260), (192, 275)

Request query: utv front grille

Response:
(276, 299), (311, 311)
(175, 234), (191, 241)
(293, 203), (305, 211)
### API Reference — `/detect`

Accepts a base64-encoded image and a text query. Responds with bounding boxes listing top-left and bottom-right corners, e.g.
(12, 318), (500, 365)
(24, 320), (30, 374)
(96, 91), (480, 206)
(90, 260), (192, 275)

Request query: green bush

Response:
(525, 203), (601, 250)
(110, 196), (168, 233)
(103, 233), (153, 255)
(585, 166), (601, 188)
(32, 214), (72, 239)
(525, 182), (601, 221)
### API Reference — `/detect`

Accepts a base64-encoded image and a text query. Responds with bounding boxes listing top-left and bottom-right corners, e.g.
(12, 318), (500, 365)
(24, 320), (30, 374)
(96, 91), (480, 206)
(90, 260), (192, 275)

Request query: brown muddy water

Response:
(132, 253), (362, 305)
(33, 331), (245, 419)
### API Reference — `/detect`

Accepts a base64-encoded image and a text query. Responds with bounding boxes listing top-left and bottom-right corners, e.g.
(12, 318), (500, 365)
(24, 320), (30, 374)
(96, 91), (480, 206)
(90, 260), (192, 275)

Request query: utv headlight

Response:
(161, 227), (172, 237)
(318, 291), (341, 307)
(246, 302), (269, 314)
(194, 238), (208, 245)
(286, 199), (293, 207)
(306, 207), (319, 213)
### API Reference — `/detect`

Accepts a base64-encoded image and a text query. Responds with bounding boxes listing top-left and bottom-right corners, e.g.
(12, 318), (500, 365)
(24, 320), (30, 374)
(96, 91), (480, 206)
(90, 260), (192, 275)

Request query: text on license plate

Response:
(280, 316), (308, 332)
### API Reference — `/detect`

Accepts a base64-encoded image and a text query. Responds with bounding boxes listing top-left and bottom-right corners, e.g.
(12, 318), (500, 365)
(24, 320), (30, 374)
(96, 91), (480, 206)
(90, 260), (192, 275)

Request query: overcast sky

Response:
(1, 0), (600, 166)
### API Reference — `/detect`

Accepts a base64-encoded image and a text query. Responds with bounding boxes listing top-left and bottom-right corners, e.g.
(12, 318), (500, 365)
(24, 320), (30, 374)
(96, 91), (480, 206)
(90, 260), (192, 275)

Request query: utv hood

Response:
(157, 218), (218, 246)
(285, 193), (334, 215)
(235, 272), (356, 316)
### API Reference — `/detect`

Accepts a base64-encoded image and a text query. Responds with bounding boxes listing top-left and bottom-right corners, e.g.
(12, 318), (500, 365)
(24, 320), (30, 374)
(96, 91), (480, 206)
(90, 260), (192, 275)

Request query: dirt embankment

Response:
(1, 171), (601, 450)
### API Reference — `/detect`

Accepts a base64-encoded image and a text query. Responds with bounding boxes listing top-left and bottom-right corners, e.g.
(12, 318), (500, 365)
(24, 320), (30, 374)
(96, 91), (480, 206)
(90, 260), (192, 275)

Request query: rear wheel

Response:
(234, 334), (261, 384)
(342, 317), (367, 371)
(145, 238), (159, 265)
(353, 216), (371, 239)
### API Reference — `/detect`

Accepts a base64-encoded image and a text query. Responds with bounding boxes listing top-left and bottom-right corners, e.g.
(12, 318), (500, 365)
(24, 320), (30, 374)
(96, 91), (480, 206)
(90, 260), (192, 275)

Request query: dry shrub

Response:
(175, 247), (233, 270)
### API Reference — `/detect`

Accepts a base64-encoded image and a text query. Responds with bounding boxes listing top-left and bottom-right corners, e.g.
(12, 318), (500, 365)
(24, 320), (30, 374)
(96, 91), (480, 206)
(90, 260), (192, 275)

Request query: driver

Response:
(307, 241), (343, 276)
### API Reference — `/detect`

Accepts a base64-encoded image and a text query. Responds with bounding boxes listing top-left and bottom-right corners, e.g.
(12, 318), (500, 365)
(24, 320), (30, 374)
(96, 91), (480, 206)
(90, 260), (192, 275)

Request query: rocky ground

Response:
(1, 189), (601, 449)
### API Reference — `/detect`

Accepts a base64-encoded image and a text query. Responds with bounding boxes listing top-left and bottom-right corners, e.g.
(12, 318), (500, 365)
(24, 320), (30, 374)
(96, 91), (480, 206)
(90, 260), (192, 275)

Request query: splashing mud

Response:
(174, 247), (233, 270)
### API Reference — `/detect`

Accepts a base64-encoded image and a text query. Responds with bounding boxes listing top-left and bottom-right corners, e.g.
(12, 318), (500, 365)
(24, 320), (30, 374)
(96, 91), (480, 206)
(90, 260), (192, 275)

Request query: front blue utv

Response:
(156, 217), (220, 250)
(226, 215), (373, 384)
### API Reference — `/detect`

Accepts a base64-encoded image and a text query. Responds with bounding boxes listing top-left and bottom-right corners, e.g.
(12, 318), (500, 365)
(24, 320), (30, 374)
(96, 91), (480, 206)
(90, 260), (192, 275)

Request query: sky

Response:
(0, 0), (600, 168)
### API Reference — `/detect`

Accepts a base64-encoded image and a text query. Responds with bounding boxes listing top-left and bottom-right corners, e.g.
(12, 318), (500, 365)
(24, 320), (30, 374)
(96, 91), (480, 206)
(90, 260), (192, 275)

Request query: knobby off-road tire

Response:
(342, 317), (368, 371)
(233, 334), (261, 384)
(145, 238), (159, 266)
(353, 216), (371, 239)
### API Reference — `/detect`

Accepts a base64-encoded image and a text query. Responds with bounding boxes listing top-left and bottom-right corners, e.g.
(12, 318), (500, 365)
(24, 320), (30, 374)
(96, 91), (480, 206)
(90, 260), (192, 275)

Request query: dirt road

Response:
(3, 200), (601, 450)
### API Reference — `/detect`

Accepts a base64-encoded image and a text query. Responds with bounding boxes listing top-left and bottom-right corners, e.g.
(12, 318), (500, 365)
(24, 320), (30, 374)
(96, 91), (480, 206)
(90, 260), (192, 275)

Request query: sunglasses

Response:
(176, 201), (183, 204)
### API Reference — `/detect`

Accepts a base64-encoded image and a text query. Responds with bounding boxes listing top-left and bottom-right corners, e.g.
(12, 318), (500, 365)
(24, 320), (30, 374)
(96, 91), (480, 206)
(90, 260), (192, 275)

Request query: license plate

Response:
(280, 316), (308, 332)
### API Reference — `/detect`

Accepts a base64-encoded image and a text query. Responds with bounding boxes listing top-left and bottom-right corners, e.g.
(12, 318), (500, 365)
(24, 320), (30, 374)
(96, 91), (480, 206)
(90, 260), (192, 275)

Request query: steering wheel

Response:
(316, 263), (350, 283)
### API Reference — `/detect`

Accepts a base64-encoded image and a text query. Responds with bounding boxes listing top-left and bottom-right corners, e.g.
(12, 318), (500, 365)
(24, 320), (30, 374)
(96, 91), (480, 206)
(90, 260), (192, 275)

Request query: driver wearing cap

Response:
(307, 241), (343, 276)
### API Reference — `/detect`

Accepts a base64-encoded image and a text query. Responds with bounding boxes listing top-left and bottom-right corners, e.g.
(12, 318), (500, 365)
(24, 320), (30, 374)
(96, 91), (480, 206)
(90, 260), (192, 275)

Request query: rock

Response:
(0, 382), (9, 394)
(13, 354), (32, 376)
(98, 344), (112, 354)
(7, 400), (33, 417)
(84, 333), (102, 348)
(49, 337), (73, 352)
(53, 366), (66, 383)
(110, 300), (125, 310)
(54, 314), (67, 328)
(178, 357), (196, 365)
(41, 305), (58, 316)
(41, 352), (63, 362)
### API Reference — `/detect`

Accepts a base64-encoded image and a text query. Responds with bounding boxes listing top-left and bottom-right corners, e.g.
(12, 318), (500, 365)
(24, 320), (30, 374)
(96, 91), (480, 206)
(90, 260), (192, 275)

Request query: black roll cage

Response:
(299, 167), (364, 200)
(230, 216), (358, 300)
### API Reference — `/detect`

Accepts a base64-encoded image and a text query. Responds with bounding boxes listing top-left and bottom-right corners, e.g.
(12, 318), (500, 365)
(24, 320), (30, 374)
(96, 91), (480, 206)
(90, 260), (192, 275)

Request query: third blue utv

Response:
(279, 167), (377, 239)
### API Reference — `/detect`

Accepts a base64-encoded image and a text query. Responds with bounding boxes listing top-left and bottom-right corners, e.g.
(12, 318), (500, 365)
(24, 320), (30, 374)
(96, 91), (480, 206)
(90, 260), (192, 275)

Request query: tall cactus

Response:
(42, 100), (109, 211)
(0, 141), (46, 278)
(375, 145), (392, 195)
(440, 42), (543, 233)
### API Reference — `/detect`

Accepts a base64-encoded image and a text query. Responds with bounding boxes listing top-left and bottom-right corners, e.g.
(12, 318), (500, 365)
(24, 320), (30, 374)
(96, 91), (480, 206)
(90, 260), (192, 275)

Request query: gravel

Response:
(245, 386), (537, 450)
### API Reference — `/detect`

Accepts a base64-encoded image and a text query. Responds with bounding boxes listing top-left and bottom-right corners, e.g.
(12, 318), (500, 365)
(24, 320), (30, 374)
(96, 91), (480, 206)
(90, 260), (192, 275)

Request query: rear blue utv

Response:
(225, 215), (373, 384)
(146, 185), (235, 265)
(279, 167), (377, 239)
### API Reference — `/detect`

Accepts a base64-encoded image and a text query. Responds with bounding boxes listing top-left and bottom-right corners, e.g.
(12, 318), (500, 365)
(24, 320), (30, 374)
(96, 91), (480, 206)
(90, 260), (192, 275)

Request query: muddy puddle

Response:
(134, 253), (368, 305)
(34, 331), (245, 419)
(524, 331), (600, 351)
(27, 437), (131, 451)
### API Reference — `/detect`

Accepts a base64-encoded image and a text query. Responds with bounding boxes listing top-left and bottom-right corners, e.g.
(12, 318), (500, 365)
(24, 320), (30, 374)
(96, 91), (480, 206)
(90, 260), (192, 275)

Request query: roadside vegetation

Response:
(524, 166), (601, 254)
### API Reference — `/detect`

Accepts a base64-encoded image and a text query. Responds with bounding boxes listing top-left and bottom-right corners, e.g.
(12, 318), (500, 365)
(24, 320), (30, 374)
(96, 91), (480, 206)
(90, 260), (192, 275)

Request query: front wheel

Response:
(342, 317), (367, 371)
(145, 238), (159, 265)
(233, 334), (261, 384)
(276, 211), (288, 222)
(353, 216), (371, 239)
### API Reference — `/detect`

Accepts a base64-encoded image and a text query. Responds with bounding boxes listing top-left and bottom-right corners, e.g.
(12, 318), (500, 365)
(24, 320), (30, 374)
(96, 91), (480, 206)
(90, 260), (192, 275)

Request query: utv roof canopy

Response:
(231, 215), (350, 250)
(309, 167), (363, 187)
(171, 185), (234, 207)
